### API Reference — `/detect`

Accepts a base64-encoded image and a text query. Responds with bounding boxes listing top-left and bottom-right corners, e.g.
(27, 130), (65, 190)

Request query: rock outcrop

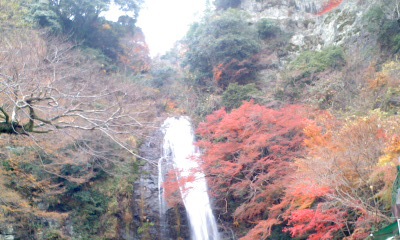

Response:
(136, 127), (190, 240)
(240, 0), (376, 53)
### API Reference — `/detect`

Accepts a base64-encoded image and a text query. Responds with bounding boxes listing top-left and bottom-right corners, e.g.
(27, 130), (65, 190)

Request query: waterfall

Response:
(159, 116), (220, 240)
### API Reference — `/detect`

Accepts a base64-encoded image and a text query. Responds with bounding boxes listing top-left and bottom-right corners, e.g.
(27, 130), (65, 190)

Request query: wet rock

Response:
(0, 236), (14, 240)
(0, 225), (14, 240)
(165, 204), (190, 240)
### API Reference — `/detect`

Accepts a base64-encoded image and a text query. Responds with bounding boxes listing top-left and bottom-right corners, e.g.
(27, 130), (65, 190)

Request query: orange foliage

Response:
(317, 0), (344, 16)
(213, 63), (224, 82)
(118, 28), (151, 74)
(303, 111), (336, 151)
(165, 100), (186, 114)
(369, 72), (389, 90)
(211, 57), (259, 88)
(379, 135), (400, 166)
(281, 113), (399, 239)
(367, 62), (396, 89)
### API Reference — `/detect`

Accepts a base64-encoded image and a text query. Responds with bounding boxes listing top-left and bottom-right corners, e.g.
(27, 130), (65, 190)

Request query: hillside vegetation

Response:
(0, 0), (160, 239)
(2, 0), (400, 239)
(160, 0), (400, 239)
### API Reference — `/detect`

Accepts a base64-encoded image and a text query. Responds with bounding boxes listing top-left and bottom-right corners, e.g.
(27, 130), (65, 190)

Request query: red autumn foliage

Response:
(284, 204), (347, 240)
(198, 103), (400, 239)
(196, 101), (310, 237)
(241, 218), (280, 240)
(163, 169), (183, 208)
(163, 168), (198, 208)
(317, 0), (344, 16)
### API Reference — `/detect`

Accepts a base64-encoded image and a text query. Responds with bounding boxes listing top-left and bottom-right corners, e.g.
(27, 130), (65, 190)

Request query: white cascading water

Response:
(159, 116), (220, 240)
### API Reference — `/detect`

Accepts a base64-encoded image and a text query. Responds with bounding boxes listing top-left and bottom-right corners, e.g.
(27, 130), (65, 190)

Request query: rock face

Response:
(240, 0), (374, 53)
(136, 127), (190, 240)
(133, 129), (163, 240)
(0, 225), (14, 240)
(294, 0), (334, 14)
(164, 204), (190, 240)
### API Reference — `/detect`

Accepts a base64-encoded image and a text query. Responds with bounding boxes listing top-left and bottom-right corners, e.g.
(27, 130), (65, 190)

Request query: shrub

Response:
(379, 20), (400, 53)
(150, 66), (176, 88)
(257, 19), (281, 39)
(29, 1), (62, 33)
(363, 4), (400, 54)
(222, 83), (261, 110)
(275, 47), (346, 103)
(183, 9), (261, 87)
(72, 190), (109, 236)
(289, 46), (346, 74)
(362, 5), (385, 33)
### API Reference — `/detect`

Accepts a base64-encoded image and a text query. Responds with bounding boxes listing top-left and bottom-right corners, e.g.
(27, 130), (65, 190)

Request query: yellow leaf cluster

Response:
(379, 136), (400, 166)
(369, 61), (400, 90)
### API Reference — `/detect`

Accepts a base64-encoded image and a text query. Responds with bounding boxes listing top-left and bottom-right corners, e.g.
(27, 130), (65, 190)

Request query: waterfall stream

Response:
(159, 117), (220, 240)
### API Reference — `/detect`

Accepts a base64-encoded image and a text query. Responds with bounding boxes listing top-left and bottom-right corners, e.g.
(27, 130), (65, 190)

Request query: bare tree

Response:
(0, 29), (159, 163)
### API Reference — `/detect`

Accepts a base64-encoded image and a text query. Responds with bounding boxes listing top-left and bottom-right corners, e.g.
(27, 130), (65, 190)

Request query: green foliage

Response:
(275, 47), (346, 104)
(2, 159), (13, 171)
(1, 135), (140, 238)
(183, 9), (261, 87)
(257, 18), (281, 39)
(363, 4), (400, 54)
(289, 46), (345, 74)
(46, 0), (141, 34)
(43, 230), (66, 240)
(378, 20), (400, 53)
(80, 47), (118, 72)
(0, 0), (32, 29)
(138, 221), (155, 237)
(393, 34), (400, 53)
(71, 190), (109, 236)
(214, 0), (242, 10)
(363, 5), (385, 32)
(269, 224), (292, 239)
(150, 65), (176, 88)
(193, 93), (223, 119)
(213, 34), (260, 63)
(29, 0), (62, 33)
(84, 20), (125, 60)
(28, 0), (143, 61)
(222, 83), (261, 110)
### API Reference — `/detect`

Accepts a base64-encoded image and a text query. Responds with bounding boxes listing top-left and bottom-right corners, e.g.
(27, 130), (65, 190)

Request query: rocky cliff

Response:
(240, 0), (378, 54)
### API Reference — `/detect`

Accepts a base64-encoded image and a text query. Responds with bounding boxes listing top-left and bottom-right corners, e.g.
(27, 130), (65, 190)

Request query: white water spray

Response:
(159, 116), (220, 240)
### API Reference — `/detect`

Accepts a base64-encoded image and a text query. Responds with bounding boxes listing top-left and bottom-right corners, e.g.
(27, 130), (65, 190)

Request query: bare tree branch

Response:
(0, 29), (157, 164)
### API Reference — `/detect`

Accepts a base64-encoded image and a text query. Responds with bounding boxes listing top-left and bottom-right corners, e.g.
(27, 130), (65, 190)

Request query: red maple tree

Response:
(196, 101), (310, 237)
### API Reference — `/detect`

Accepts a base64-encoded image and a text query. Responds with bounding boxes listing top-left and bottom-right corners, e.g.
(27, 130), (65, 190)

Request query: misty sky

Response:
(137, 0), (207, 56)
